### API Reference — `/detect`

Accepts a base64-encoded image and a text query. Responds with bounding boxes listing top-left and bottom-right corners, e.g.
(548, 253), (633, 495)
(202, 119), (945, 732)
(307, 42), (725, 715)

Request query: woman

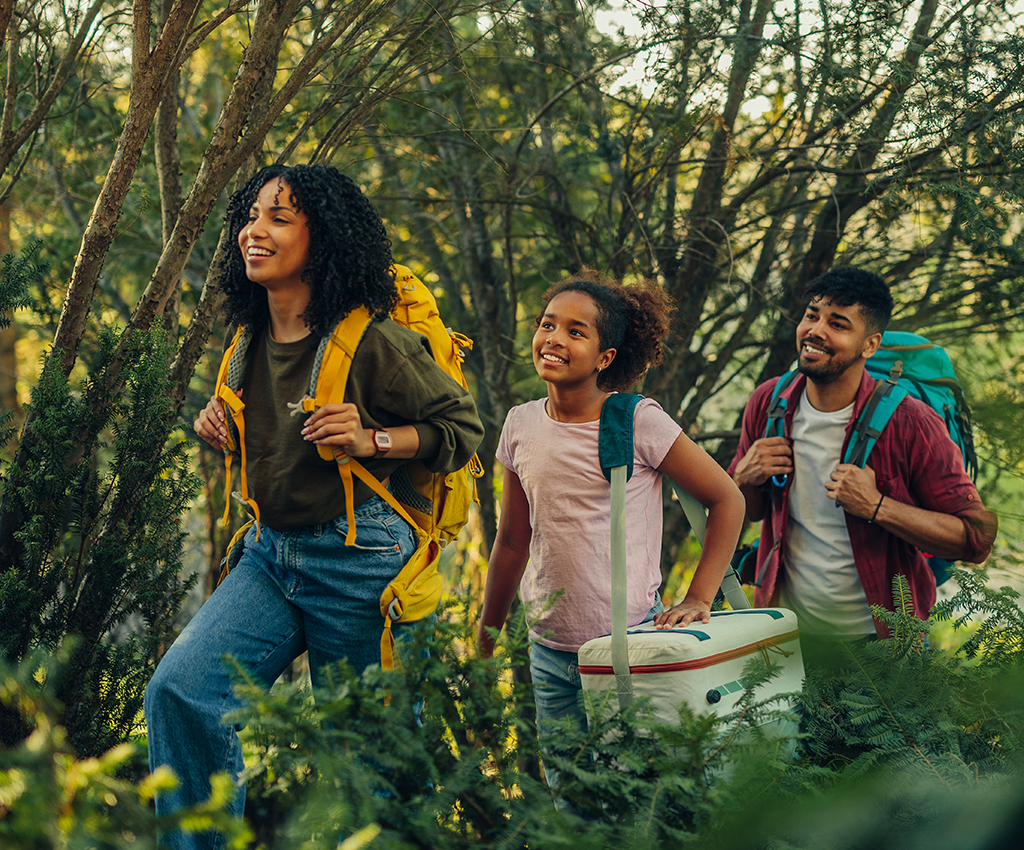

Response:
(145, 164), (483, 850)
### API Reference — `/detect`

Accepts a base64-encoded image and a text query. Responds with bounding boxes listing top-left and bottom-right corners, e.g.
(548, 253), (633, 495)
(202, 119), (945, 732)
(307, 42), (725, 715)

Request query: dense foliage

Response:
(0, 241), (198, 755)
(4, 571), (1024, 849)
(0, 647), (250, 849)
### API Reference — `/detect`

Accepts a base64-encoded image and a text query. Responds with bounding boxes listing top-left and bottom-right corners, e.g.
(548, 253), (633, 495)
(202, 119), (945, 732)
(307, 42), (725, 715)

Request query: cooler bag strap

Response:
(669, 480), (706, 544)
(669, 480), (750, 611)
(598, 394), (640, 481)
(600, 394), (641, 709)
(602, 393), (752, 712)
(609, 463), (633, 708)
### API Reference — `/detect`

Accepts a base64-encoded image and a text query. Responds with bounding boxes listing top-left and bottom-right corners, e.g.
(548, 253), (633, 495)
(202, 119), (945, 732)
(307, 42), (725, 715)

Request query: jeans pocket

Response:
(332, 515), (405, 552)
(332, 503), (420, 555)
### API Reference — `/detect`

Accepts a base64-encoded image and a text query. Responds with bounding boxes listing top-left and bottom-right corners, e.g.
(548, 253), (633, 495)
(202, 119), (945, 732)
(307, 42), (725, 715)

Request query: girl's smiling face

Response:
(533, 290), (616, 387)
(238, 178), (311, 292)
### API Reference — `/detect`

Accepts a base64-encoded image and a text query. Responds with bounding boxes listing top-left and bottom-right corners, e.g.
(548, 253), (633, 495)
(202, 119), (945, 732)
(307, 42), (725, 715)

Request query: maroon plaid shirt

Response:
(728, 370), (997, 636)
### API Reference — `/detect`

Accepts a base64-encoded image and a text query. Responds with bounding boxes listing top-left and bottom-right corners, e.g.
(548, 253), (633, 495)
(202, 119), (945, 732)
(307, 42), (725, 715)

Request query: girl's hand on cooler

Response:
(653, 598), (713, 629)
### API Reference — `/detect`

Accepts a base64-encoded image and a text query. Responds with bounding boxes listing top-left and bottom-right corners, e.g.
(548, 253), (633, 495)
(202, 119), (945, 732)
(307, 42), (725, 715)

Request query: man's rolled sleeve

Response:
(898, 399), (997, 563)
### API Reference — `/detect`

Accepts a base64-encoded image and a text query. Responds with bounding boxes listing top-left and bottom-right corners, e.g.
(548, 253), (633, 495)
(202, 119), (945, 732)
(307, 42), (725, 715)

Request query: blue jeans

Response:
(144, 497), (417, 850)
(529, 599), (664, 792)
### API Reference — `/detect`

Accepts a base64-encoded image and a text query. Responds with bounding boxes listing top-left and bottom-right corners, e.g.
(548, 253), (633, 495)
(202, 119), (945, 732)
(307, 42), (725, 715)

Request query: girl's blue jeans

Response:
(529, 598), (663, 795)
(144, 496), (417, 850)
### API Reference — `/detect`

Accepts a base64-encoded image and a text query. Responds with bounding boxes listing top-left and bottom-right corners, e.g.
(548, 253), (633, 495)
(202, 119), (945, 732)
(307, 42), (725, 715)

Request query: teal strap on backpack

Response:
(843, 376), (908, 468)
(764, 371), (800, 487)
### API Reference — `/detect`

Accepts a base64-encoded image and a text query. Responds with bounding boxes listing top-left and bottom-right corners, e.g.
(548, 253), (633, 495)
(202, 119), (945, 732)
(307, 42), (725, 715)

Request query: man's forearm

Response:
(871, 496), (967, 561)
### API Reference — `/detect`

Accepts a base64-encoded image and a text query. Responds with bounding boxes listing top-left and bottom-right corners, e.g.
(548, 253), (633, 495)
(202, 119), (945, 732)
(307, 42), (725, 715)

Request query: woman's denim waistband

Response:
(267, 494), (399, 537)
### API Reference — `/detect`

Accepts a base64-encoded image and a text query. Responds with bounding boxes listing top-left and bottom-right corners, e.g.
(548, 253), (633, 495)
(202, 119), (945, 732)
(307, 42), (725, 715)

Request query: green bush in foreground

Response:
(2, 568), (1024, 848)
(0, 647), (250, 849)
(231, 571), (1024, 849)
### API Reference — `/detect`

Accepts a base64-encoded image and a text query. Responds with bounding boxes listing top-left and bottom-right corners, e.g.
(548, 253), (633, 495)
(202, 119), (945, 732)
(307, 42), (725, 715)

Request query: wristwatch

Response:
(372, 428), (393, 458)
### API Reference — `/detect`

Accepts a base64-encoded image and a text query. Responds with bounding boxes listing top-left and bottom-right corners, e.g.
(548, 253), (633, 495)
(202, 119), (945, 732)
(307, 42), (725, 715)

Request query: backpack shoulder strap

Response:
(764, 370), (799, 440)
(214, 325), (261, 529)
(599, 392), (642, 482)
(844, 375), (908, 468)
(285, 306), (375, 422)
(764, 370), (800, 487)
(316, 307), (374, 404)
(290, 307), (382, 544)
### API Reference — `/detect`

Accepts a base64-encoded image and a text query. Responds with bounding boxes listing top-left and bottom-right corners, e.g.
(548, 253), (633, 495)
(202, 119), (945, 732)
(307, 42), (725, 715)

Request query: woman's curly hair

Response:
(219, 164), (397, 338)
(538, 268), (675, 392)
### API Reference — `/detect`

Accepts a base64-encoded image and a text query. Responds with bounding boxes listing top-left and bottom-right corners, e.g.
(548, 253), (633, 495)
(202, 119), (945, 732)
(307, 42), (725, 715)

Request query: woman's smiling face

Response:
(237, 178), (311, 293)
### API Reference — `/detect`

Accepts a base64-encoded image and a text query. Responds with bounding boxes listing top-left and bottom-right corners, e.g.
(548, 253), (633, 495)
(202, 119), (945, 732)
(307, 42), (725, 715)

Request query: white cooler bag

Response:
(578, 393), (805, 729)
(578, 609), (804, 724)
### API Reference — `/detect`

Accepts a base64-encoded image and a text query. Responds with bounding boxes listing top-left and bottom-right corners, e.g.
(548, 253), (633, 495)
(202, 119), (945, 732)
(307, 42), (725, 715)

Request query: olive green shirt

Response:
(240, 317), (483, 530)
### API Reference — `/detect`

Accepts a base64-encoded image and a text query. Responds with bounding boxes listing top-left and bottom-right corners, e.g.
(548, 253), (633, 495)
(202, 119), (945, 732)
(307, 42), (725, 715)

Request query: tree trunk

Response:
(0, 202), (19, 445)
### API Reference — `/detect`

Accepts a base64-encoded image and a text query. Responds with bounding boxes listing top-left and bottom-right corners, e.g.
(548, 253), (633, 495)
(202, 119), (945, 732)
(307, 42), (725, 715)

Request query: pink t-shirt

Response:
(496, 397), (681, 652)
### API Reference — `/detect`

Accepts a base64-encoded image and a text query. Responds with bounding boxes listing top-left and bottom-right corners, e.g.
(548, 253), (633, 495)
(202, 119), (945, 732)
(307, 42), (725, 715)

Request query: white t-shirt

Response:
(495, 397), (681, 652)
(779, 392), (875, 638)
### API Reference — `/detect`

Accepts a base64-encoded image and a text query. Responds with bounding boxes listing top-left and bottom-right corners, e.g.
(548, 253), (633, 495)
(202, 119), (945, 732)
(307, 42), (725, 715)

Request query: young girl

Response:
(145, 164), (483, 850)
(477, 271), (745, 744)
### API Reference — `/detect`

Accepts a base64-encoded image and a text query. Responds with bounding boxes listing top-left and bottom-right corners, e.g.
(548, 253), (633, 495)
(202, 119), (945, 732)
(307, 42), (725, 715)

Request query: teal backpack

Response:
(754, 330), (977, 586)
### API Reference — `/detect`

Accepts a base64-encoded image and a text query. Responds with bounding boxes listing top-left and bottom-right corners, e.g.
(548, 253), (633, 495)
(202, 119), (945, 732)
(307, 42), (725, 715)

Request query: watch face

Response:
(374, 430), (393, 452)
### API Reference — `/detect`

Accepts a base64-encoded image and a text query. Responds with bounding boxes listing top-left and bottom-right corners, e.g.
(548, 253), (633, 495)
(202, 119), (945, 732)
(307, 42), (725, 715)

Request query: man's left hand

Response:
(826, 464), (881, 519)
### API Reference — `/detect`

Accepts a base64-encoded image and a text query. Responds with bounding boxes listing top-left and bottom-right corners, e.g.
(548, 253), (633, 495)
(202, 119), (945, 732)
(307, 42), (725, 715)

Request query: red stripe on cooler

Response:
(579, 629), (800, 676)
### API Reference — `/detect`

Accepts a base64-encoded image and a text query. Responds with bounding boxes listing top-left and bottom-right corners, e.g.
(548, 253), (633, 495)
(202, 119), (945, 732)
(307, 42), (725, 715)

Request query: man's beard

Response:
(797, 341), (861, 384)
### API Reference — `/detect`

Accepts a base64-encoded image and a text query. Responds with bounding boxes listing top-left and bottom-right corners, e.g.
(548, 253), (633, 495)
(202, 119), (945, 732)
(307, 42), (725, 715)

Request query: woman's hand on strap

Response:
(194, 392), (235, 451)
(302, 402), (376, 457)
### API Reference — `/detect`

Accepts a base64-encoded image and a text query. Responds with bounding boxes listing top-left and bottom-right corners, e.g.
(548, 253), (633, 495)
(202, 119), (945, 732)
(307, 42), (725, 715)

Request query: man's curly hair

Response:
(538, 268), (675, 392)
(219, 164), (397, 338)
(803, 266), (893, 336)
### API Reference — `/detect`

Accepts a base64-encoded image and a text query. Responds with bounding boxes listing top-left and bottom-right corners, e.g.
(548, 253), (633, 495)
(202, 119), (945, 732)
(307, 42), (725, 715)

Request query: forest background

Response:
(1, 0), (1024, 846)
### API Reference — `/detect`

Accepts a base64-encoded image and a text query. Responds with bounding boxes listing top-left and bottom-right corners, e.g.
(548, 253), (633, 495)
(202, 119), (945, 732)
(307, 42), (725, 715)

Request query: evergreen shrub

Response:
(0, 242), (198, 756)
(229, 574), (1024, 849)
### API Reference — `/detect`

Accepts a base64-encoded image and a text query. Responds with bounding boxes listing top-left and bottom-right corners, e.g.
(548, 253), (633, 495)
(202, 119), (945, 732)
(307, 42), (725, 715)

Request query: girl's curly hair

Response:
(219, 164), (397, 338)
(538, 268), (675, 392)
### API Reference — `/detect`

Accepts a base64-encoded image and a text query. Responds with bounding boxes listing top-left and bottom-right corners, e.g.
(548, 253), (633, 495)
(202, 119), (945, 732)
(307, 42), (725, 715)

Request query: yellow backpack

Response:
(213, 264), (483, 669)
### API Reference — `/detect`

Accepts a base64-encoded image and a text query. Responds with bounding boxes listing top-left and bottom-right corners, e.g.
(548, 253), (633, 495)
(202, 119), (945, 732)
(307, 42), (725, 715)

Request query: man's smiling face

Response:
(795, 297), (876, 384)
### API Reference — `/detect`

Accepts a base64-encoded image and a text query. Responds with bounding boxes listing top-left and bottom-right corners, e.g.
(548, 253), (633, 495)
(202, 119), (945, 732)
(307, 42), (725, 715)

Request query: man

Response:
(728, 267), (996, 660)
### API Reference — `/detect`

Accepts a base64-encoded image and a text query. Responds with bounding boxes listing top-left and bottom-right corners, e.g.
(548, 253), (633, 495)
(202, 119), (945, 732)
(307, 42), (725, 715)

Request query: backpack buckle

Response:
(387, 598), (403, 621)
(287, 397), (317, 417)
